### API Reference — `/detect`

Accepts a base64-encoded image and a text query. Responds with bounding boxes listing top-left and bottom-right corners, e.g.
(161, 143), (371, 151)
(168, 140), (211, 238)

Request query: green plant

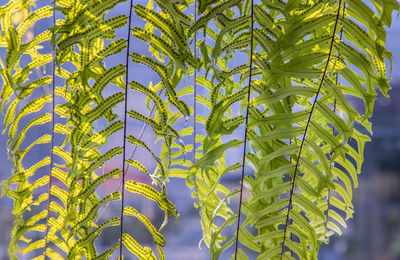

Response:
(0, 0), (398, 259)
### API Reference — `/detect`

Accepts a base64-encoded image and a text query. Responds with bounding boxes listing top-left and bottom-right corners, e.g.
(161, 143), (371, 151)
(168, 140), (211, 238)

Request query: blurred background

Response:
(0, 1), (399, 259)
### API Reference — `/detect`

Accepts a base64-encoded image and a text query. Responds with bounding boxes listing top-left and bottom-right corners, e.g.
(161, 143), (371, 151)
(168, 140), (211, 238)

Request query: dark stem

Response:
(234, 1), (254, 258)
(191, 0), (203, 210)
(325, 2), (346, 236)
(289, 138), (294, 257)
(280, 1), (342, 258)
(193, 0), (197, 164)
(191, 2), (207, 244)
(119, 0), (134, 257)
(96, 90), (161, 224)
(44, 1), (56, 257)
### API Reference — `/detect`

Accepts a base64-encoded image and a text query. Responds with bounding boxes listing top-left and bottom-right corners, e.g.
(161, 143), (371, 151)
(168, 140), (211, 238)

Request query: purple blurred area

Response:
(0, 1), (399, 259)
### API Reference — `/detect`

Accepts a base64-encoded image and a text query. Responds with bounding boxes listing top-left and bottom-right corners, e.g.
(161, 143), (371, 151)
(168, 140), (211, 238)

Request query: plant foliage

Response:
(0, 0), (398, 259)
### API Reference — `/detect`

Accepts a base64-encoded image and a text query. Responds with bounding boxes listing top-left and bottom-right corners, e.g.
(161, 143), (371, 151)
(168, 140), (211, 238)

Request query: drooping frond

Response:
(199, 0), (398, 259)
(185, 0), (399, 259)
(0, 0), (398, 259)
(0, 1), (54, 259)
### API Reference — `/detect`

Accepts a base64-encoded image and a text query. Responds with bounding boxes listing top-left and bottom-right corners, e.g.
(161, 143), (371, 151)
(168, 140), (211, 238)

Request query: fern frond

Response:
(1, 0), (398, 259)
(231, 1), (399, 259)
